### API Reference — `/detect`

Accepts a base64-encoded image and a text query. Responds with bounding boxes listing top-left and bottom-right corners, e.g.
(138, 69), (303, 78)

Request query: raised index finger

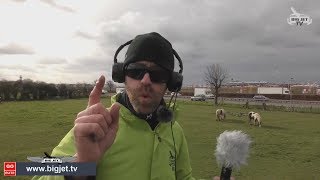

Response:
(88, 75), (105, 107)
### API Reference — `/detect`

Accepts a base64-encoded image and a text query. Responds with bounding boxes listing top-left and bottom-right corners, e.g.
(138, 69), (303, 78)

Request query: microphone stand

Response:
(220, 166), (232, 180)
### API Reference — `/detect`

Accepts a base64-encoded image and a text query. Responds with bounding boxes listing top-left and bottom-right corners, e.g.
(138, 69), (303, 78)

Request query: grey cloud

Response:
(255, 25), (320, 49)
(62, 56), (112, 74)
(10, 0), (26, 2)
(256, 36), (319, 49)
(0, 43), (34, 55)
(9, 0), (75, 13)
(40, 0), (75, 13)
(2, 0), (319, 84)
(99, 30), (132, 49)
(75, 31), (97, 40)
(0, 64), (37, 73)
(37, 57), (67, 65)
(98, 11), (167, 45)
(227, 60), (320, 83)
(77, 0), (320, 84)
(96, 11), (174, 59)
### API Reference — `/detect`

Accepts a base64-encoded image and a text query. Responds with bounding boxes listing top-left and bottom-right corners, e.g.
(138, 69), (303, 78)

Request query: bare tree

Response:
(204, 64), (228, 105)
(106, 80), (115, 93)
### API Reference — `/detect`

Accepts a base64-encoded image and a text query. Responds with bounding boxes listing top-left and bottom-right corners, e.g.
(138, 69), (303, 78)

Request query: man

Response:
(33, 32), (228, 180)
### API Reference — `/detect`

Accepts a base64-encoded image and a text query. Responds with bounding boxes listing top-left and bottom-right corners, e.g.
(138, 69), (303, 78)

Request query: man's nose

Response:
(140, 73), (152, 85)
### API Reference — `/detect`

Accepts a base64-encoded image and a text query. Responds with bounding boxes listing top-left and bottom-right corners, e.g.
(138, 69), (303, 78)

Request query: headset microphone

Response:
(156, 105), (173, 123)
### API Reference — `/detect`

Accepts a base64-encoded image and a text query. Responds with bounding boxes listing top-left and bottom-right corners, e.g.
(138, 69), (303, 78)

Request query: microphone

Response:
(156, 105), (173, 122)
(215, 130), (252, 180)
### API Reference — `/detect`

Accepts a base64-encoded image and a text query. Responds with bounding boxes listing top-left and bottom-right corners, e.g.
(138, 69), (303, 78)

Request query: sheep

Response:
(248, 111), (255, 125)
(252, 112), (262, 127)
(216, 109), (226, 121)
(248, 111), (262, 127)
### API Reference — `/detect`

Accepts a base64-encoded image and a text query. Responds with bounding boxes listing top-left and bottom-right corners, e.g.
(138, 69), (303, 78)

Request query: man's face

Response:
(125, 61), (168, 114)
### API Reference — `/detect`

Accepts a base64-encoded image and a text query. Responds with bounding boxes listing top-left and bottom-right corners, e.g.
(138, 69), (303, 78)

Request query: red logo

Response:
(4, 162), (16, 176)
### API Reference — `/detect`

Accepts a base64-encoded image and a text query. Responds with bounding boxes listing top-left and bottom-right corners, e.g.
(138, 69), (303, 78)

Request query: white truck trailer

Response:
(194, 88), (207, 96)
(194, 88), (215, 98)
(257, 87), (290, 95)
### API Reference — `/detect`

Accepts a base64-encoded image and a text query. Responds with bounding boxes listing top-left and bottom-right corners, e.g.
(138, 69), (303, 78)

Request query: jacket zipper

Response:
(154, 131), (162, 142)
(153, 123), (162, 142)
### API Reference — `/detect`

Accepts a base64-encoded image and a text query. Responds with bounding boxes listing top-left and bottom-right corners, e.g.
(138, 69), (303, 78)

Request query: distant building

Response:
(225, 81), (268, 87)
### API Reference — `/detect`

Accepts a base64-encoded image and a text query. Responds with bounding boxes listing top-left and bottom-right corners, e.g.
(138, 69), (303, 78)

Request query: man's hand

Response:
(74, 75), (121, 163)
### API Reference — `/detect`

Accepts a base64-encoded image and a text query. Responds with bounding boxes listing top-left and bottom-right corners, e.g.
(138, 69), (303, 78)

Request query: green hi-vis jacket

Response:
(32, 94), (196, 180)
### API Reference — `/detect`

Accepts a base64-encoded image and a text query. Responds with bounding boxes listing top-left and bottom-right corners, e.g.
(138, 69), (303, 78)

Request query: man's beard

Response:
(126, 84), (162, 114)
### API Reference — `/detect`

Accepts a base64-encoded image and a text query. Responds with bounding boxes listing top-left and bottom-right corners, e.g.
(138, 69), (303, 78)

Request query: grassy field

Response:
(1, 98), (320, 180)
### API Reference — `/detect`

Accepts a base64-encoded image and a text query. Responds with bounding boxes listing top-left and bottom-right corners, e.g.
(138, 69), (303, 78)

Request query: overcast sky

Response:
(0, 0), (319, 86)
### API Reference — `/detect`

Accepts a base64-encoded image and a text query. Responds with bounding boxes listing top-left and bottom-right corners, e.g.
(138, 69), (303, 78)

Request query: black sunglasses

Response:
(125, 63), (171, 83)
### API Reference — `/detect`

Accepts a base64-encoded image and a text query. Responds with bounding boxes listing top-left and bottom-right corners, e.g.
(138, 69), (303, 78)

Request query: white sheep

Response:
(248, 111), (255, 125)
(252, 113), (262, 127)
(248, 111), (262, 127)
(216, 109), (226, 121)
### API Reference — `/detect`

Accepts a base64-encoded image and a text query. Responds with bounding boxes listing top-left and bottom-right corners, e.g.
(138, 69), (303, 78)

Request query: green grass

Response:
(1, 98), (320, 180)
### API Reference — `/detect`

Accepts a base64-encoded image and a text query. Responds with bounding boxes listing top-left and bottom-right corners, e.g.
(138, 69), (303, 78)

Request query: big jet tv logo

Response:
(287, 7), (312, 26)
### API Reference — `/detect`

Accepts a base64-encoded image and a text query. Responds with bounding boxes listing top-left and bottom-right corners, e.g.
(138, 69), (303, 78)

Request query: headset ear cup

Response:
(112, 63), (125, 83)
(168, 72), (183, 92)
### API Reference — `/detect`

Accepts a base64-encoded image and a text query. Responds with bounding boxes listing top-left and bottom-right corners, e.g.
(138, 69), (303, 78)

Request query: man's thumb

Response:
(109, 102), (121, 126)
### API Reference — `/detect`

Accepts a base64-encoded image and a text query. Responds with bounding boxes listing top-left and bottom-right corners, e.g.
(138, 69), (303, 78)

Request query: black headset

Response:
(112, 40), (184, 92)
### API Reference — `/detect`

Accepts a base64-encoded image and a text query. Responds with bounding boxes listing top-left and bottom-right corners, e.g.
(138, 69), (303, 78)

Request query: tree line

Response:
(0, 63), (226, 104)
(0, 78), (98, 101)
